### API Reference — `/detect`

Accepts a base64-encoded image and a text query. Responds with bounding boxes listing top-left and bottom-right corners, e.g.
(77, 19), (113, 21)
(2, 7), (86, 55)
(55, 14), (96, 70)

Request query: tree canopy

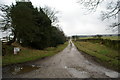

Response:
(0, 1), (66, 49)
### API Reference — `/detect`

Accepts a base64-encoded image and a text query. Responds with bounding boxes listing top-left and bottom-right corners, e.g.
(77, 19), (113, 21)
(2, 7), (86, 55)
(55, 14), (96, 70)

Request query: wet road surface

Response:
(2, 40), (119, 78)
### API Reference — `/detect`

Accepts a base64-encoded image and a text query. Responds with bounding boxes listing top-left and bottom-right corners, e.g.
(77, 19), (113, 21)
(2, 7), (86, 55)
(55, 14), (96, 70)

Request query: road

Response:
(3, 40), (119, 78)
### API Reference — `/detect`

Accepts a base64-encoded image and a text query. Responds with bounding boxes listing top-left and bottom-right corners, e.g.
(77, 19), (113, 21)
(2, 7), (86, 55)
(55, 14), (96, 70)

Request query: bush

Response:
(2, 43), (14, 56)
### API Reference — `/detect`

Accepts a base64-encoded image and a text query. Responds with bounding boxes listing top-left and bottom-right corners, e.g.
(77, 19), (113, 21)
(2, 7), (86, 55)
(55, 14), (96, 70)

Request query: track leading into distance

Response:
(3, 40), (119, 78)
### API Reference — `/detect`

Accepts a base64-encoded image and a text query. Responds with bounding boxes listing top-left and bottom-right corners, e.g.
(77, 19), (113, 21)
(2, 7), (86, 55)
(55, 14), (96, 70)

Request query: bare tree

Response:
(0, 4), (16, 44)
(77, 0), (120, 28)
(0, 4), (12, 31)
(42, 6), (59, 26)
(77, 0), (104, 12)
(101, 0), (119, 20)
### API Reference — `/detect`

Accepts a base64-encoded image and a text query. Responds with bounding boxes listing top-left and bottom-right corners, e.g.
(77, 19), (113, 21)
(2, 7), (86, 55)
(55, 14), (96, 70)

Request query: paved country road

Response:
(3, 40), (119, 78)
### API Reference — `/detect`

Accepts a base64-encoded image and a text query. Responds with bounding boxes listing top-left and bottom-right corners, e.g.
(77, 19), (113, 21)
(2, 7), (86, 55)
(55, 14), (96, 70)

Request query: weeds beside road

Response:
(2, 42), (68, 66)
(74, 41), (119, 72)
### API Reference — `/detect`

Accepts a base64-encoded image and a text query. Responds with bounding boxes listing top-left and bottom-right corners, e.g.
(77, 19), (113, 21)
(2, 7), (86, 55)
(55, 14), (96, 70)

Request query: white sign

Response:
(14, 47), (20, 54)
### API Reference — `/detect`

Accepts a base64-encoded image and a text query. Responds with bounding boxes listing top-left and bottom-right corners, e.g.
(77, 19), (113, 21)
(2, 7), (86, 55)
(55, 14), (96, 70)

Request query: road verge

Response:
(2, 42), (68, 66)
(73, 41), (119, 72)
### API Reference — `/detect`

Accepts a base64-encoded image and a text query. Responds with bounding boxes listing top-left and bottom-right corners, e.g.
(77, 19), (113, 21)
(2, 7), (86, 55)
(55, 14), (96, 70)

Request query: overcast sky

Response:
(0, 0), (117, 37)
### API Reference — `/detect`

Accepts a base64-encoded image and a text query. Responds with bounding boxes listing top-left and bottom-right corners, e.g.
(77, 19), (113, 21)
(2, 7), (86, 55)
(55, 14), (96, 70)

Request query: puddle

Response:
(8, 65), (41, 75)
(65, 66), (67, 69)
(67, 68), (90, 78)
(105, 72), (119, 78)
(65, 66), (91, 78)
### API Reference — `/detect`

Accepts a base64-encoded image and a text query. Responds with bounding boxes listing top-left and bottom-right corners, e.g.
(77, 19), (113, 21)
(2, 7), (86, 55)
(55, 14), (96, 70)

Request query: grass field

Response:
(74, 41), (119, 71)
(102, 36), (119, 40)
(2, 42), (68, 66)
(79, 36), (119, 40)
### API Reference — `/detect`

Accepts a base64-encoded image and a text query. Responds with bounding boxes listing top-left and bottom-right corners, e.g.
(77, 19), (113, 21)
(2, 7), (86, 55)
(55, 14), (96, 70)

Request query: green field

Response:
(79, 36), (119, 40)
(102, 36), (119, 40)
(2, 42), (68, 66)
(74, 41), (119, 71)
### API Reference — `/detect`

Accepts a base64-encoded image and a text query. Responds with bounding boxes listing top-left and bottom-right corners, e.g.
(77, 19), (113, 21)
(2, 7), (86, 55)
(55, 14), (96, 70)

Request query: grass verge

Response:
(2, 42), (68, 66)
(74, 41), (119, 72)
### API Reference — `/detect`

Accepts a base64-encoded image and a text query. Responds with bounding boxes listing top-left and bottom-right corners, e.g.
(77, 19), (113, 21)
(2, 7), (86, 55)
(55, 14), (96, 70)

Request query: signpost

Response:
(14, 47), (20, 54)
